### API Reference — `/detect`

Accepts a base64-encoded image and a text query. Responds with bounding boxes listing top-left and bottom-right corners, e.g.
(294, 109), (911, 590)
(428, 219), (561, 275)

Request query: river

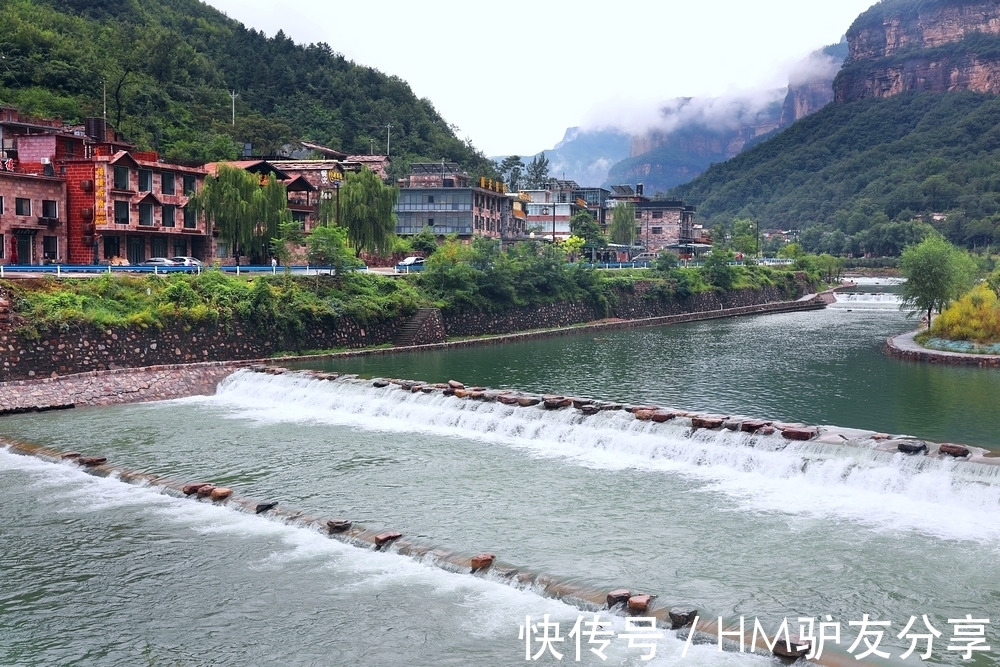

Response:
(1, 285), (997, 666)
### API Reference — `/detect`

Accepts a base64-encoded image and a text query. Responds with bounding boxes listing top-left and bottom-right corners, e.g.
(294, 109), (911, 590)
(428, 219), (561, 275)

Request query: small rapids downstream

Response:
(1, 303), (998, 666)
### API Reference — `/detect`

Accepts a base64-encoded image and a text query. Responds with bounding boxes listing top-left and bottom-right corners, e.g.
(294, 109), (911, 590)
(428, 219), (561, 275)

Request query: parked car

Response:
(141, 257), (178, 266)
(396, 256), (426, 272)
(632, 252), (657, 262)
(170, 256), (205, 267)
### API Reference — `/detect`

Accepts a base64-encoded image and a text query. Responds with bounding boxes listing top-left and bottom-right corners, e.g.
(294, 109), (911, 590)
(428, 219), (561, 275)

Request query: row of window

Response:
(398, 192), (472, 205)
(396, 203), (471, 212)
(112, 201), (197, 228)
(0, 233), (60, 261)
(103, 236), (192, 263)
(0, 196), (58, 218)
(112, 166), (197, 196)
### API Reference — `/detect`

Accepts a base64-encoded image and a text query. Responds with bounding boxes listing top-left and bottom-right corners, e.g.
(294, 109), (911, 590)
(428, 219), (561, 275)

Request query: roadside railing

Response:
(0, 264), (369, 278)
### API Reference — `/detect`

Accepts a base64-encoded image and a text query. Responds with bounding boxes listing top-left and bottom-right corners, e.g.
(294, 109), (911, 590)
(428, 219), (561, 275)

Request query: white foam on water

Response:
(0, 446), (764, 667)
(202, 372), (1000, 542)
(830, 292), (903, 310)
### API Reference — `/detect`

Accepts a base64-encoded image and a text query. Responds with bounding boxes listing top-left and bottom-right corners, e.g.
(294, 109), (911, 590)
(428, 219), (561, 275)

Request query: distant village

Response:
(0, 106), (709, 266)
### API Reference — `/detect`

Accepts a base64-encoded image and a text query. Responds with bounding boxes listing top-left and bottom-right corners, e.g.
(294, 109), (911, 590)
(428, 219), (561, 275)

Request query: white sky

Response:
(205, 0), (877, 156)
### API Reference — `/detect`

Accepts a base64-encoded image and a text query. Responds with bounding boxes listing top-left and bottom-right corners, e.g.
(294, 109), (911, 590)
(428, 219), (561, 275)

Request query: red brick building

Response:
(63, 147), (208, 265)
(0, 107), (210, 265)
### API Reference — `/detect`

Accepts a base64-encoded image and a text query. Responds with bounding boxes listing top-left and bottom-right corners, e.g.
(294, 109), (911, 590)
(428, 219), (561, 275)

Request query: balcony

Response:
(36, 216), (61, 228)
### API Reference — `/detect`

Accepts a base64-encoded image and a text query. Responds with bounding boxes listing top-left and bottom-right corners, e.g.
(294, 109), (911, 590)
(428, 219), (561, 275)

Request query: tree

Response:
(497, 155), (526, 191)
(562, 235), (586, 261)
(701, 249), (737, 289)
(609, 202), (637, 247)
(306, 225), (361, 283)
(729, 218), (758, 256)
(900, 235), (977, 325)
(524, 153), (551, 189)
(269, 219), (303, 270)
(410, 226), (439, 255)
(189, 164), (290, 263)
(569, 211), (606, 262)
(332, 167), (399, 257)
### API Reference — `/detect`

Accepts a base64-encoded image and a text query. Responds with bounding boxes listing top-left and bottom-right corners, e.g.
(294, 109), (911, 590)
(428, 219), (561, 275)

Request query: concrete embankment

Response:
(887, 330), (1000, 367)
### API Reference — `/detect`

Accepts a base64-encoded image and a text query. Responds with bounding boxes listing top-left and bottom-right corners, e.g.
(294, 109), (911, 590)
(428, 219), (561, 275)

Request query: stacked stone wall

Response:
(0, 315), (402, 382)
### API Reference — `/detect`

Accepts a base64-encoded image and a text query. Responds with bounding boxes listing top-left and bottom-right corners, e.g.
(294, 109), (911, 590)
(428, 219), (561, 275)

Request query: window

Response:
(139, 203), (154, 226)
(114, 200), (130, 225)
(43, 235), (58, 261)
(182, 175), (196, 196)
(0, 234), (4, 259)
(15, 198), (31, 216)
(104, 236), (120, 259)
(652, 211), (663, 219)
(64, 139), (75, 157)
(652, 227), (663, 235)
(634, 210), (642, 219)
(42, 200), (58, 219)
(427, 195), (434, 204)
(161, 173), (175, 195)
(183, 207), (197, 228)
(427, 218), (435, 226)
(113, 166), (130, 190)
(216, 242), (230, 259)
(162, 205), (176, 228)
(292, 210), (307, 230)
(173, 239), (187, 257)
(138, 170), (152, 192)
(0, 196), (4, 214)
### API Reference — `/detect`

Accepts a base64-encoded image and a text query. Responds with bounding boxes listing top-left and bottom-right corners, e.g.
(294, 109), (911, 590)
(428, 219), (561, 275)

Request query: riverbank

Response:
(886, 330), (1000, 367)
(0, 293), (831, 412)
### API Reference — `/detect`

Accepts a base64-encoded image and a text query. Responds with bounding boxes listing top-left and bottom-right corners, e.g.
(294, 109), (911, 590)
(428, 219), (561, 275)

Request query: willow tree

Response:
(325, 167), (398, 257)
(609, 201), (637, 247)
(188, 164), (291, 262)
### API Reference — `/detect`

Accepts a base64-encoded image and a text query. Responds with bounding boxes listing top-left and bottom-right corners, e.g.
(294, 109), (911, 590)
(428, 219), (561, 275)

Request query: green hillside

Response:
(669, 90), (1000, 254)
(0, 0), (494, 175)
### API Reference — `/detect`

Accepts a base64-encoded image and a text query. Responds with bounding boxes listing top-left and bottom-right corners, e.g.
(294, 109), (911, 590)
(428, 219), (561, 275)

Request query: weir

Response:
(0, 435), (900, 667)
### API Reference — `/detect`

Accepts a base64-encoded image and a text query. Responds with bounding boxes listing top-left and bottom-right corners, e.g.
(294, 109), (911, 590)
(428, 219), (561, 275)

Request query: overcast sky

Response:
(206, 0), (878, 157)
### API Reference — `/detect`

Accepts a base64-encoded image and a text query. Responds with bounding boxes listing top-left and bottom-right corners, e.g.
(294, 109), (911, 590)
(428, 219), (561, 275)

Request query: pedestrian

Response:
(271, 256), (277, 269)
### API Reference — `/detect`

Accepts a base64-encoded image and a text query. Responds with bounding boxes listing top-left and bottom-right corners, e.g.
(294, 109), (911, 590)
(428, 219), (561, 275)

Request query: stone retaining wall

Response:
(0, 315), (402, 382)
(441, 284), (807, 338)
(886, 331), (1000, 367)
(0, 361), (245, 414)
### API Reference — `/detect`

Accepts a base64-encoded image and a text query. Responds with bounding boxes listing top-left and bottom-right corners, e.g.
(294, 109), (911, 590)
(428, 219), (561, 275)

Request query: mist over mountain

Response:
(515, 40), (847, 190)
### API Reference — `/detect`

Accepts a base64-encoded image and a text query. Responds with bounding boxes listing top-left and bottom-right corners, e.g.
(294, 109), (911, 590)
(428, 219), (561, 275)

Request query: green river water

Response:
(1, 284), (998, 666)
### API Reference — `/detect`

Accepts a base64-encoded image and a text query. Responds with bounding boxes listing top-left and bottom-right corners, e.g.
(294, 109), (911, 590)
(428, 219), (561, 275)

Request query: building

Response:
(606, 184), (698, 254)
(64, 144), (209, 265)
(395, 163), (521, 241)
(521, 180), (585, 242)
(0, 108), (210, 265)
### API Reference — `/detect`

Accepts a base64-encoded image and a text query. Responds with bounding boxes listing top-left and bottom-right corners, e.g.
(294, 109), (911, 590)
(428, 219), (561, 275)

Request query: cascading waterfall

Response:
(206, 370), (1000, 542)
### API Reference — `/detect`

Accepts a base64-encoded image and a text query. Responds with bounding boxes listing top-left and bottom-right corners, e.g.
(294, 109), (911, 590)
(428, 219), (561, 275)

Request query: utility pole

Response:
(230, 90), (238, 126)
(103, 80), (107, 121)
(370, 138), (375, 155)
(386, 123), (392, 157)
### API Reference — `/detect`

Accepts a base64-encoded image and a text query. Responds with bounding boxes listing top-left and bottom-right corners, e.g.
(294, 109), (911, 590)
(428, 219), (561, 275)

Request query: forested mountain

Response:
(670, 91), (1000, 254)
(669, 0), (1000, 255)
(0, 0), (494, 175)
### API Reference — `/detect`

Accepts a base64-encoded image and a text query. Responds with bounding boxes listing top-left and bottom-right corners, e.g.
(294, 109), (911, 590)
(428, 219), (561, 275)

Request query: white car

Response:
(398, 256), (425, 266)
(170, 256), (205, 267)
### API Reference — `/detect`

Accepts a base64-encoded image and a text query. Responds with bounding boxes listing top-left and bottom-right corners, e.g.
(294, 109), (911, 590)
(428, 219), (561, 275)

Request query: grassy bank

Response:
(1, 254), (816, 339)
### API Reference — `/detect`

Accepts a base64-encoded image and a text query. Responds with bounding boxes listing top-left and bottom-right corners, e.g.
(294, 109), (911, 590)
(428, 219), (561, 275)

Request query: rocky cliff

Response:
(835, 0), (1000, 101)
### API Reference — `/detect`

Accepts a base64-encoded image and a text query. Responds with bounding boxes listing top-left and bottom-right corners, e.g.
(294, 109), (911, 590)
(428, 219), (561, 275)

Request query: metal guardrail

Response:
(0, 264), (369, 278)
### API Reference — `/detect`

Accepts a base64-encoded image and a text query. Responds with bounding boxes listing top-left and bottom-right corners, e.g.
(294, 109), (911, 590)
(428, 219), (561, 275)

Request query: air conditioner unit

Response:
(41, 157), (51, 164)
